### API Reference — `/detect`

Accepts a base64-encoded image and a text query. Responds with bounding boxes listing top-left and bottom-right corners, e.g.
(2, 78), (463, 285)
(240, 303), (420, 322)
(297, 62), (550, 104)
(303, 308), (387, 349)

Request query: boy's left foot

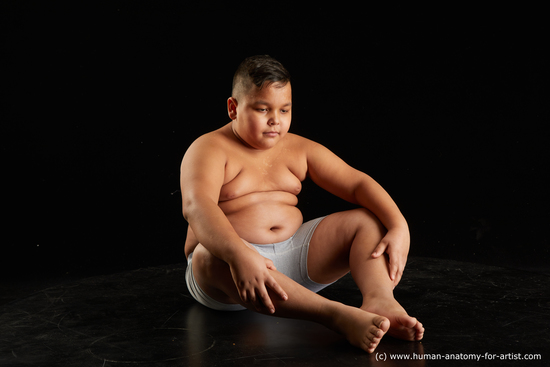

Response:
(361, 296), (424, 341)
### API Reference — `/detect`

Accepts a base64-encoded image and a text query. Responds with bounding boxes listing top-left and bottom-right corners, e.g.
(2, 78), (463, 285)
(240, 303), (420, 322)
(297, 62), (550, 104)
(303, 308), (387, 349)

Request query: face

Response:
(228, 82), (292, 150)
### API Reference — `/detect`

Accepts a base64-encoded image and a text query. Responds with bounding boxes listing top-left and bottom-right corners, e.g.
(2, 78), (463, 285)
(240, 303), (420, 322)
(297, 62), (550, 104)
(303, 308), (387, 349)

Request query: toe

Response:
(416, 326), (425, 340)
(374, 316), (390, 333)
(397, 314), (418, 329)
(366, 341), (378, 354)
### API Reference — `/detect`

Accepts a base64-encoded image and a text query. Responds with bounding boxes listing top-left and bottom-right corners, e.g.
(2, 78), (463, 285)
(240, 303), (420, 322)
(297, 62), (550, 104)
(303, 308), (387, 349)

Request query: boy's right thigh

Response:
(191, 244), (241, 305)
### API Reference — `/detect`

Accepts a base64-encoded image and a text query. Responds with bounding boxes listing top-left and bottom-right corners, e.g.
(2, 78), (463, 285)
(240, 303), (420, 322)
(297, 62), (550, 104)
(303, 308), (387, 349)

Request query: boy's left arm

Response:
(306, 139), (409, 287)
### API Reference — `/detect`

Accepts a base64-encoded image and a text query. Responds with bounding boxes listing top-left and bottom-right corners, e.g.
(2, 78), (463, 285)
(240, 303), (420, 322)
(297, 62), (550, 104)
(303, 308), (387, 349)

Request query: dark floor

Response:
(1, 257), (548, 366)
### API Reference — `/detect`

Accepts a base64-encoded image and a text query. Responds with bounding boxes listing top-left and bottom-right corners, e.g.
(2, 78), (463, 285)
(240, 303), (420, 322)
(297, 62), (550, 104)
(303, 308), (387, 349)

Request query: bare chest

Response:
(220, 151), (306, 202)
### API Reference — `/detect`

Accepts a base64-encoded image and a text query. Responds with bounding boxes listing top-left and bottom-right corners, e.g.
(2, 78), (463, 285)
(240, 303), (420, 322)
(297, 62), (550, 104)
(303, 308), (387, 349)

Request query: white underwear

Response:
(185, 217), (333, 311)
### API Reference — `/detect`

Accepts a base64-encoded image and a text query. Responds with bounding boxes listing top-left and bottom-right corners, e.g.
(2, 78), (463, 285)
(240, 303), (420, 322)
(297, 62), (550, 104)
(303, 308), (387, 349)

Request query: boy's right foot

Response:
(330, 305), (390, 353)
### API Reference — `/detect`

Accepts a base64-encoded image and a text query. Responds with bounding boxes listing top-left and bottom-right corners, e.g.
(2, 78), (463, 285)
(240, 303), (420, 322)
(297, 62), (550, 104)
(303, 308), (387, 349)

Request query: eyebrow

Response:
(253, 100), (292, 107)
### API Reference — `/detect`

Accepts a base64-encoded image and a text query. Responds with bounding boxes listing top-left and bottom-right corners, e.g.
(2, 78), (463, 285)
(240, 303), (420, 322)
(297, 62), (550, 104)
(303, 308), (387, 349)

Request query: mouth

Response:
(263, 131), (279, 137)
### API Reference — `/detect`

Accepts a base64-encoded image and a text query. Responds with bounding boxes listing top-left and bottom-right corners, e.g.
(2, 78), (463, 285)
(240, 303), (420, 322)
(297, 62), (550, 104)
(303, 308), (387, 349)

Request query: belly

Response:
(219, 191), (303, 244)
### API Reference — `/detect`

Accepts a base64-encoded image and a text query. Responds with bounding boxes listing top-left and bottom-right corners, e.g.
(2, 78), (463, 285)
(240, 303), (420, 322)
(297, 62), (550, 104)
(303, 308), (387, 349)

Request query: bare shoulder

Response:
(288, 133), (362, 198)
(282, 132), (341, 169)
(185, 126), (229, 154)
(180, 126), (234, 189)
(284, 132), (335, 159)
(284, 132), (321, 151)
(181, 125), (234, 167)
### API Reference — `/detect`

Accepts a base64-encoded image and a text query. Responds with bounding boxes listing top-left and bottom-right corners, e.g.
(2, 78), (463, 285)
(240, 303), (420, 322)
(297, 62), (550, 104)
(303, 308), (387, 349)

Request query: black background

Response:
(3, 3), (548, 279)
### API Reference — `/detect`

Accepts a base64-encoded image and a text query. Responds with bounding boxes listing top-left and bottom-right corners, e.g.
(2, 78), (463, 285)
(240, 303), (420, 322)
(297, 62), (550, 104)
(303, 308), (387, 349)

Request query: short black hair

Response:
(232, 55), (291, 98)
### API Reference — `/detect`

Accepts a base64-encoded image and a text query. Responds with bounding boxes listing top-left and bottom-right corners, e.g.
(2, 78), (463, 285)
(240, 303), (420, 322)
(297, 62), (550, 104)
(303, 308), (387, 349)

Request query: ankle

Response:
(318, 301), (350, 329)
(361, 289), (394, 304)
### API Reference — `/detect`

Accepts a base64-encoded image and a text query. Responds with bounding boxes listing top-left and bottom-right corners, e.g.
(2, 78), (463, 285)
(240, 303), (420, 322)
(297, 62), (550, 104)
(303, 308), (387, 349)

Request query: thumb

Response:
(371, 241), (387, 258)
(265, 258), (277, 271)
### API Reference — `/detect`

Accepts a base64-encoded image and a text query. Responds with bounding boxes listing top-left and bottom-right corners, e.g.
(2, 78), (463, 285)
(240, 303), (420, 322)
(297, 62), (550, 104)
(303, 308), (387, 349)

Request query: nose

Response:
(268, 111), (280, 126)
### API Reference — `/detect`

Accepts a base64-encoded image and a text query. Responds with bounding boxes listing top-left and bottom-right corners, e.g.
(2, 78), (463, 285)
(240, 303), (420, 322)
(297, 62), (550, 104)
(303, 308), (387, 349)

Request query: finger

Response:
(265, 259), (277, 271)
(258, 287), (276, 314)
(249, 291), (266, 313)
(389, 262), (398, 281)
(393, 269), (403, 287)
(389, 256), (405, 281)
(267, 277), (288, 301)
(239, 289), (249, 304)
(371, 241), (387, 258)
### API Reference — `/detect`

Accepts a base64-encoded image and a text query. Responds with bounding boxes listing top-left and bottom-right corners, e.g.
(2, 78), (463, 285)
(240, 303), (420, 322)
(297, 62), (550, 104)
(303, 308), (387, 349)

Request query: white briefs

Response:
(185, 216), (333, 311)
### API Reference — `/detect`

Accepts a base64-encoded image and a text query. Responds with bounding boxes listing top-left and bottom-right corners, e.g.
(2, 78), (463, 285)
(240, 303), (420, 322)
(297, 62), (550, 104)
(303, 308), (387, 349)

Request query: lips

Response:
(263, 131), (279, 137)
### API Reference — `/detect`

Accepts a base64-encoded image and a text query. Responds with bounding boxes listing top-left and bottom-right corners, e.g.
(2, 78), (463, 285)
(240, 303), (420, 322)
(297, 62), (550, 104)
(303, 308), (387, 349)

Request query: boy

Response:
(180, 55), (424, 353)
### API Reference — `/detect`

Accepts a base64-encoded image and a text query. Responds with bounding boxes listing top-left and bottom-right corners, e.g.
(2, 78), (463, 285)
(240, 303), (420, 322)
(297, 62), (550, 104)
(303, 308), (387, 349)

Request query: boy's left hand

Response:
(370, 228), (410, 288)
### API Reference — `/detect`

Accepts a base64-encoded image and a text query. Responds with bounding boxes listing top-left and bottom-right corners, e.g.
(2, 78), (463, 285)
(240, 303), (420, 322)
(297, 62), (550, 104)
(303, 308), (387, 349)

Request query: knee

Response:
(351, 208), (386, 238)
(193, 244), (227, 280)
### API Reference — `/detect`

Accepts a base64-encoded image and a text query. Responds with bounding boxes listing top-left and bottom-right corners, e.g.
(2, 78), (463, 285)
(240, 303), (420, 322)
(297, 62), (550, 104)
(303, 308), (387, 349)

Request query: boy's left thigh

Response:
(307, 208), (383, 284)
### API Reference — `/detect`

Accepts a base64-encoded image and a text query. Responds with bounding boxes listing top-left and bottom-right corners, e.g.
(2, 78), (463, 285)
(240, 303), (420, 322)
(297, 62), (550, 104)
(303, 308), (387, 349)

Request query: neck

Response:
(230, 121), (256, 150)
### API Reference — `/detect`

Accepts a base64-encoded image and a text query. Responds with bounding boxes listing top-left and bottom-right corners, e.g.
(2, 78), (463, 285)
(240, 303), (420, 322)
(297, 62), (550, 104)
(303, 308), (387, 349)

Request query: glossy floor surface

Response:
(1, 257), (548, 366)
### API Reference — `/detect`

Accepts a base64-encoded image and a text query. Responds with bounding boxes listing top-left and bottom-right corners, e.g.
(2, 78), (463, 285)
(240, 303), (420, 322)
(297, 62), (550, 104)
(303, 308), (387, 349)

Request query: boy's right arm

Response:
(180, 137), (287, 313)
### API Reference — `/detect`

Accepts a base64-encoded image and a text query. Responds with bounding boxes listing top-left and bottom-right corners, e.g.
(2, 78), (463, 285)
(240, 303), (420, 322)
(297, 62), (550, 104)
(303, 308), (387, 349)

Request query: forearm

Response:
(183, 197), (247, 264)
(184, 196), (288, 312)
(353, 176), (408, 232)
(355, 175), (411, 285)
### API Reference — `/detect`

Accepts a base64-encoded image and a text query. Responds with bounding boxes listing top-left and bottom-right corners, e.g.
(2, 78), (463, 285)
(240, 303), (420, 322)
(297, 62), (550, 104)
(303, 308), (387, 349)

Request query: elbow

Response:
(181, 196), (196, 223)
(182, 207), (190, 222)
(181, 189), (220, 224)
(181, 195), (208, 223)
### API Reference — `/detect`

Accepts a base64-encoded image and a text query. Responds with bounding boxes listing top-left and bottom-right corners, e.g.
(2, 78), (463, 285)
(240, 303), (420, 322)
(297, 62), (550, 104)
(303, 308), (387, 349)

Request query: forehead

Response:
(244, 82), (292, 104)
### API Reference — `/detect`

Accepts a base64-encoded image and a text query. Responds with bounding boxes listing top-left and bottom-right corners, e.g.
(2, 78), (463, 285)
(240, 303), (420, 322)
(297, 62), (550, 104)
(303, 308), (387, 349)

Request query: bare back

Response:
(183, 123), (310, 256)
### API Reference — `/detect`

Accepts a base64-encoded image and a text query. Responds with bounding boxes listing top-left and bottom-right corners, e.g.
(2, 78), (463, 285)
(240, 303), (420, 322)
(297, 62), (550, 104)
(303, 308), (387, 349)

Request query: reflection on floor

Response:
(1, 257), (548, 366)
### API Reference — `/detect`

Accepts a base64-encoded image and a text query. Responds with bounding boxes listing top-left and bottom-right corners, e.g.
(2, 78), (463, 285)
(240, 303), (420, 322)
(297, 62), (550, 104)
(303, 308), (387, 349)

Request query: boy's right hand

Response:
(228, 248), (288, 314)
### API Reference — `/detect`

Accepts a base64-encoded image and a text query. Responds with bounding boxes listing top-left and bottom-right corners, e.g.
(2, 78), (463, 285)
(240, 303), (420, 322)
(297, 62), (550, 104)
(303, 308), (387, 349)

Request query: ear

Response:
(227, 97), (238, 120)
